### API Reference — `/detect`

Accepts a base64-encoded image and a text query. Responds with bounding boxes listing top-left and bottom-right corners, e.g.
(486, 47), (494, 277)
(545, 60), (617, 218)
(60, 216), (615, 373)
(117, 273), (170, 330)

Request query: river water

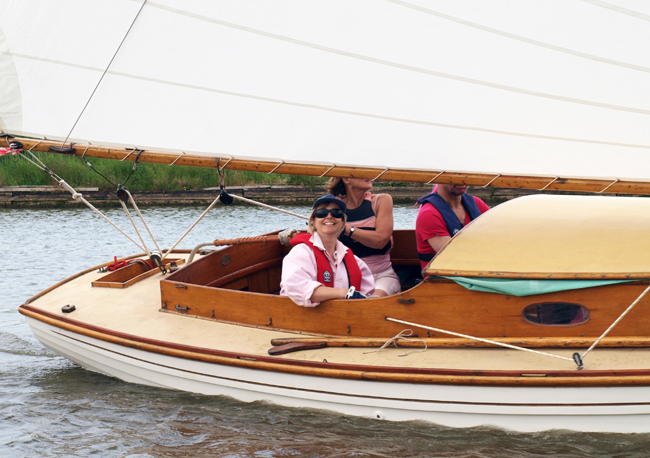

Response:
(1, 203), (649, 457)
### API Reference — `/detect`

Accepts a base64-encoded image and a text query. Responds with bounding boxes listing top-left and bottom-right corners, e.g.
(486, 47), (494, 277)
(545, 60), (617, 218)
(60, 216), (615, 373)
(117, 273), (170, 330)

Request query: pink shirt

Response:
(280, 232), (375, 306)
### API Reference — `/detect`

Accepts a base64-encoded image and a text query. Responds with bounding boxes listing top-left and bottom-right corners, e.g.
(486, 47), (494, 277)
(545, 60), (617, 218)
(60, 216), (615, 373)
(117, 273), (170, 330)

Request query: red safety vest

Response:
(290, 233), (362, 289)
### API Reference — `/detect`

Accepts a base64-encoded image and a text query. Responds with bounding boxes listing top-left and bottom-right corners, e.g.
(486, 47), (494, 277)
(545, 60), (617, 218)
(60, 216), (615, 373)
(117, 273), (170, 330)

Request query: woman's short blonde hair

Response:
(308, 203), (348, 235)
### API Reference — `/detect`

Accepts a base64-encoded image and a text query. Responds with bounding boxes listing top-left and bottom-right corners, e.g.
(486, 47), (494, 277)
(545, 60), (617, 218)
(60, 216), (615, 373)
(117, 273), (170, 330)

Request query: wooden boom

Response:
(10, 137), (650, 195)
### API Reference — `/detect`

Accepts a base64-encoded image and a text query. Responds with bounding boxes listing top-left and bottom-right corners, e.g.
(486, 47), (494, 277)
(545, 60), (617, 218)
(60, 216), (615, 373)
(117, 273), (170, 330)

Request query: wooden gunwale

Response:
(18, 303), (650, 387)
(16, 138), (650, 195)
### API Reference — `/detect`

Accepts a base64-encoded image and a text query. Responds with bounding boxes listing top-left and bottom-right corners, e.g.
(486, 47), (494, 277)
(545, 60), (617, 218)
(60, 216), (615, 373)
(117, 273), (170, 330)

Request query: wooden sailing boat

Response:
(3, 1), (650, 432)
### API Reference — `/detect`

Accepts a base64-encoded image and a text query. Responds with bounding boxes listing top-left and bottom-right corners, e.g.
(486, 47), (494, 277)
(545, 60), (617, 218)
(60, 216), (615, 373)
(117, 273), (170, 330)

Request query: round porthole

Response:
(523, 302), (589, 326)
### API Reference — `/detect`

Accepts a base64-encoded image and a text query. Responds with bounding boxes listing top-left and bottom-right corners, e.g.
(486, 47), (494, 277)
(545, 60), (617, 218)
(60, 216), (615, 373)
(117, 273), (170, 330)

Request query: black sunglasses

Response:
(314, 208), (345, 219)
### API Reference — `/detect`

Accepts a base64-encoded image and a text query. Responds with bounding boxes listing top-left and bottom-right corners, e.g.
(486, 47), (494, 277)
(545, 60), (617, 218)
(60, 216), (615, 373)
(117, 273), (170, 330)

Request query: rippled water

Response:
(2, 203), (650, 457)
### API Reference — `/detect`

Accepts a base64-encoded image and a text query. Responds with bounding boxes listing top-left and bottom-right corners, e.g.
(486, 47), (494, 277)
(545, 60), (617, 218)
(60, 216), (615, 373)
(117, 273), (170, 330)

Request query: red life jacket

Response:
(290, 233), (362, 289)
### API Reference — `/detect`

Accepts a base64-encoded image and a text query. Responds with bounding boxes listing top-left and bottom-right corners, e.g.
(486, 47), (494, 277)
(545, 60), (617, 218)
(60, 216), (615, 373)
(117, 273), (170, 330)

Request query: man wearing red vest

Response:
(415, 184), (490, 271)
(280, 195), (375, 306)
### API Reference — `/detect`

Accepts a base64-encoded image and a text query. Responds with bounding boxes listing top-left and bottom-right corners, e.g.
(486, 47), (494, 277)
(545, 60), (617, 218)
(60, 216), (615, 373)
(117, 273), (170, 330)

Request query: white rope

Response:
(581, 284), (650, 360)
(161, 194), (222, 261)
(539, 177), (559, 191)
(371, 168), (390, 181)
(58, 179), (146, 252)
(16, 148), (146, 251)
(268, 161), (284, 174)
(169, 151), (185, 166)
(598, 178), (620, 194)
(119, 200), (151, 257)
(319, 164), (337, 177)
(364, 329), (427, 357)
(229, 193), (309, 220)
(121, 148), (138, 162)
(483, 174), (501, 188)
(426, 171), (445, 185)
(17, 151), (49, 173)
(386, 317), (575, 364)
(161, 191), (309, 262)
(218, 157), (233, 171)
(124, 188), (163, 254)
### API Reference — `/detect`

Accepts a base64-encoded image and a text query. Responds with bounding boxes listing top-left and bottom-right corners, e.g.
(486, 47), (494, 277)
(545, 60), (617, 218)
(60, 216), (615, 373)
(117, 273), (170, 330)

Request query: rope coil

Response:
(363, 329), (427, 357)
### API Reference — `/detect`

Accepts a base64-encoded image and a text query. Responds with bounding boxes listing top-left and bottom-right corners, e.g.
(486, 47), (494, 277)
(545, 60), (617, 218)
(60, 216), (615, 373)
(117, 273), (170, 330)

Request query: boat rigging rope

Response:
(363, 329), (427, 357)
(580, 284), (650, 360)
(61, 0), (148, 147)
(118, 195), (151, 257)
(13, 140), (162, 258)
(73, 148), (142, 187)
(14, 146), (146, 252)
(386, 317), (578, 366)
(161, 193), (222, 262)
(117, 186), (163, 257)
(228, 193), (309, 220)
(214, 157), (308, 219)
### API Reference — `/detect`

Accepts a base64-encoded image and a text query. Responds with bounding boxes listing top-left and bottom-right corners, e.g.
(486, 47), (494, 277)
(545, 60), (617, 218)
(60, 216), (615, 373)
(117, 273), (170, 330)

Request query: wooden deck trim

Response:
(19, 303), (650, 387)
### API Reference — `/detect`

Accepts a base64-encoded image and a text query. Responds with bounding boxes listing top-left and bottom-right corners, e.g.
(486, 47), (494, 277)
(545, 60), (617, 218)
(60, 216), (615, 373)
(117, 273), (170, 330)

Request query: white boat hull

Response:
(27, 316), (650, 433)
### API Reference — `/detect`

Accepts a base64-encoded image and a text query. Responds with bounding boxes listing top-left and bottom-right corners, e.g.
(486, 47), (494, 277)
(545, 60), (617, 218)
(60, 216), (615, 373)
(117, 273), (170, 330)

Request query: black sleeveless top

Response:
(339, 199), (392, 258)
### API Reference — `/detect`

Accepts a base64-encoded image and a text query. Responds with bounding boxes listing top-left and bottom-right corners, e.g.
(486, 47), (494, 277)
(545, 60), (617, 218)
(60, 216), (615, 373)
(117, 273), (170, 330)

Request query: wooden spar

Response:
(12, 137), (650, 195)
(269, 336), (650, 352)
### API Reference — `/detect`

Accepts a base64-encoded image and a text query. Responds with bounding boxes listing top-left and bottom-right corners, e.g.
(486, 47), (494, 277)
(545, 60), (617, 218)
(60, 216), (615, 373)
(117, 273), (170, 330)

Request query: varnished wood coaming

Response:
(161, 231), (650, 340)
(18, 303), (650, 388)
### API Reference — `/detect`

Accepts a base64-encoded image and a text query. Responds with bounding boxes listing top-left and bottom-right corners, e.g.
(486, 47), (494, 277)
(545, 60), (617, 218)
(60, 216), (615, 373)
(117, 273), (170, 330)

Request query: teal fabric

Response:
(441, 276), (634, 297)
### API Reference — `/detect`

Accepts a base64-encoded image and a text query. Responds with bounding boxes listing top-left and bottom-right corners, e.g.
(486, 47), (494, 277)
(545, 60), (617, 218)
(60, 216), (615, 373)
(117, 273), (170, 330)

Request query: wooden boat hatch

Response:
(93, 258), (184, 288)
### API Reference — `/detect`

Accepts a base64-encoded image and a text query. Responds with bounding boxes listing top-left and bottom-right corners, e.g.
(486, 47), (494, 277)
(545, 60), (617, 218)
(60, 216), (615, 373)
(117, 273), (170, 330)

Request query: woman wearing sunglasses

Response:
(280, 195), (375, 306)
(324, 177), (400, 297)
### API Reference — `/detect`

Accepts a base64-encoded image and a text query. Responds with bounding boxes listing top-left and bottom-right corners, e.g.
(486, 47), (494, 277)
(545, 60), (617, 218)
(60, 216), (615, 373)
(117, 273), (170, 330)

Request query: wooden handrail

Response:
(213, 236), (279, 247)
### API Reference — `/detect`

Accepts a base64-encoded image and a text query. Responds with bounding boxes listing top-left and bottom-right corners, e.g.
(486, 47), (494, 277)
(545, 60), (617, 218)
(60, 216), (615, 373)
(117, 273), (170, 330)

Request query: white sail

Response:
(1, 0), (650, 181)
